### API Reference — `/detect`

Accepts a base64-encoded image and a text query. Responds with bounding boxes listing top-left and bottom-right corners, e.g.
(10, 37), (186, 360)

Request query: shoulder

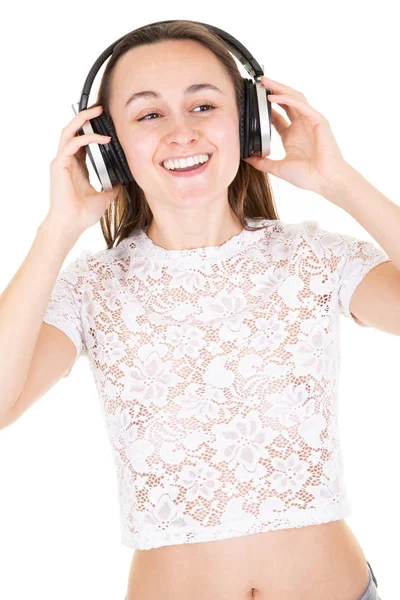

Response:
(277, 219), (349, 258)
(84, 234), (140, 282)
(256, 218), (318, 250)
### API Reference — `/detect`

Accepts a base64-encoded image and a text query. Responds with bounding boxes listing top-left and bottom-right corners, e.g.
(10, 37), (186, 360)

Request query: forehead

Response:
(110, 40), (229, 103)
(115, 39), (221, 75)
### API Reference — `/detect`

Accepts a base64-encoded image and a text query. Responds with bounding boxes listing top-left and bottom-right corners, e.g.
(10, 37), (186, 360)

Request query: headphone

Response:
(72, 20), (272, 238)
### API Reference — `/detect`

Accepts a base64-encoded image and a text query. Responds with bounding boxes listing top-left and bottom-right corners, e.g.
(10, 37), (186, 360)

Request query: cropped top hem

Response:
(120, 501), (352, 550)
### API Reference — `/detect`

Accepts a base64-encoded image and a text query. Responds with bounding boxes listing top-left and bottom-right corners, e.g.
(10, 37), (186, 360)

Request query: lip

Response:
(160, 154), (213, 178)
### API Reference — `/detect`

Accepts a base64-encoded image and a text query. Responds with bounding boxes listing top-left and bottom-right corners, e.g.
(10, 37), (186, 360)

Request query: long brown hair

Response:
(94, 20), (280, 249)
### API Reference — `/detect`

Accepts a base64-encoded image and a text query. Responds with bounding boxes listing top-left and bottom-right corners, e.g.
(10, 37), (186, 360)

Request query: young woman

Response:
(1, 20), (395, 600)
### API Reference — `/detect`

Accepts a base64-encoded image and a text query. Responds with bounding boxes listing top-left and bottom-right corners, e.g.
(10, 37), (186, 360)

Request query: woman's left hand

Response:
(242, 76), (348, 196)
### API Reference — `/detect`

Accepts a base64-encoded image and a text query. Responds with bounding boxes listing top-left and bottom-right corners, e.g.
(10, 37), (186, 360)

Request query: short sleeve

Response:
(302, 220), (391, 325)
(43, 250), (91, 377)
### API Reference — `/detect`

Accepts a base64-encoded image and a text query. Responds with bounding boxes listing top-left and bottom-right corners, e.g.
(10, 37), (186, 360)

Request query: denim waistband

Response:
(367, 560), (378, 587)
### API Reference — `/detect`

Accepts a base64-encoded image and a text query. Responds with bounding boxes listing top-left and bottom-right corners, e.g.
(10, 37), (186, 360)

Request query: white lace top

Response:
(43, 217), (390, 550)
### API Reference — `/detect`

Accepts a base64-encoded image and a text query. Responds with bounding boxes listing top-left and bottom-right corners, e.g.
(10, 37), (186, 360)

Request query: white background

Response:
(0, 1), (398, 598)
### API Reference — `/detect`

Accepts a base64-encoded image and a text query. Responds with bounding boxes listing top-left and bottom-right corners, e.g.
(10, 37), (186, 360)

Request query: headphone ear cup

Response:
(247, 79), (262, 158)
(240, 78), (250, 159)
(90, 112), (135, 186)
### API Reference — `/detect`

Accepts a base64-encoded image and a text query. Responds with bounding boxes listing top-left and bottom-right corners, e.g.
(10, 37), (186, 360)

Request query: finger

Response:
(56, 132), (112, 162)
(261, 76), (307, 103)
(75, 144), (87, 163)
(57, 104), (104, 152)
(262, 76), (307, 120)
(243, 154), (284, 179)
(271, 107), (290, 135)
(268, 94), (323, 123)
(268, 93), (301, 121)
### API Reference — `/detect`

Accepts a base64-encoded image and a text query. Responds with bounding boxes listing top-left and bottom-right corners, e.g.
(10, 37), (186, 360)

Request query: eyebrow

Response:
(124, 83), (224, 109)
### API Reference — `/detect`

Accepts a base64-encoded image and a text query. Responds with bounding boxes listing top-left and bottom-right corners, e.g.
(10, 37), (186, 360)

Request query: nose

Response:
(164, 115), (201, 146)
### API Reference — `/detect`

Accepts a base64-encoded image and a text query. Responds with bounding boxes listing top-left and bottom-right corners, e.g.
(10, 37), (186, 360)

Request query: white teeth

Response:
(163, 153), (210, 170)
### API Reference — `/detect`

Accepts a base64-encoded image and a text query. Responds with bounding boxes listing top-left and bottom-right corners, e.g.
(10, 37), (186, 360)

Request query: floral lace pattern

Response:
(43, 217), (390, 549)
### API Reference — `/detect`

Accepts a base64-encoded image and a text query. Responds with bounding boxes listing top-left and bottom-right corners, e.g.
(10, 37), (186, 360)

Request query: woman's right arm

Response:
(0, 218), (81, 426)
(0, 103), (120, 429)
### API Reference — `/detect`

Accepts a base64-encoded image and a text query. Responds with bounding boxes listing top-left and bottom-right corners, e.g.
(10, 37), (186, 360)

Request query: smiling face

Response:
(108, 39), (241, 220)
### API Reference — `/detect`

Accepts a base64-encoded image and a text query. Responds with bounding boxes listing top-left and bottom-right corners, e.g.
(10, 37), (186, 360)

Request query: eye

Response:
(137, 103), (217, 122)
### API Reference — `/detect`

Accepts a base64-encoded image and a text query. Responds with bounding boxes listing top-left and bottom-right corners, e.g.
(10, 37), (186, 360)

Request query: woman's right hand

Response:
(48, 104), (121, 235)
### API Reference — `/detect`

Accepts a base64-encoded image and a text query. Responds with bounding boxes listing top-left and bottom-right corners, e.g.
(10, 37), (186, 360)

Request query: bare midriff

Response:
(126, 519), (371, 599)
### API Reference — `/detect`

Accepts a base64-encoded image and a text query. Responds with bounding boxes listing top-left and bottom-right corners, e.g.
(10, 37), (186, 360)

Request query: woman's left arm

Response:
(243, 76), (400, 334)
(320, 163), (400, 335)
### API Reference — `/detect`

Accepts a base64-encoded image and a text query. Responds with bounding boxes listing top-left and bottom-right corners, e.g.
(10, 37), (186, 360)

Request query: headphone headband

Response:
(78, 20), (265, 111)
